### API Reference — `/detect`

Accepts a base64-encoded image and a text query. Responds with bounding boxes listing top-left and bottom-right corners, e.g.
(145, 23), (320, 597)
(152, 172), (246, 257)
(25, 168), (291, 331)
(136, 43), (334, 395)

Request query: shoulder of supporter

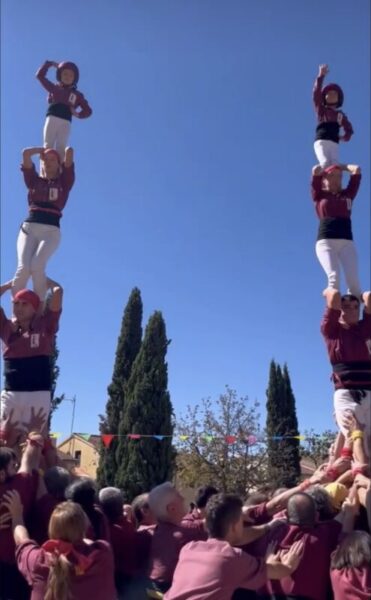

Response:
(16, 540), (48, 585)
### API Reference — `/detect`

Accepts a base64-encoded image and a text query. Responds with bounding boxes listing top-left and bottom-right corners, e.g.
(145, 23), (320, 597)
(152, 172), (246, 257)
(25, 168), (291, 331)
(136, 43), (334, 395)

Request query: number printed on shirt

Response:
(49, 188), (59, 201)
(30, 334), (40, 348)
(68, 92), (77, 105)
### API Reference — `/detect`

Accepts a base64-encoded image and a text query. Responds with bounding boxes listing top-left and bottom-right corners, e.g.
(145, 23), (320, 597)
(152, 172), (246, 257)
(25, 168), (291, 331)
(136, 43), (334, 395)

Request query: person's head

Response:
(322, 165), (342, 193)
(322, 84), (344, 108)
(12, 289), (40, 323)
(194, 485), (219, 516)
(44, 467), (71, 501)
(98, 487), (124, 522)
(65, 477), (97, 508)
(148, 482), (186, 525)
(307, 486), (336, 521)
(324, 482), (348, 512)
(244, 491), (269, 507)
(41, 149), (61, 179)
(331, 531), (371, 570)
(132, 493), (156, 527)
(287, 493), (317, 528)
(45, 501), (88, 600)
(206, 493), (244, 545)
(340, 294), (360, 326)
(0, 448), (18, 483)
(56, 61), (79, 86)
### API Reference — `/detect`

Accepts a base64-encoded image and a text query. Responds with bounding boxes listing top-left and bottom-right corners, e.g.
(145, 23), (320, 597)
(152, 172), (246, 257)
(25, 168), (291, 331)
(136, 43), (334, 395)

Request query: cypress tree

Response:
(115, 311), (175, 500)
(96, 288), (143, 487)
(266, 360), (301, 487)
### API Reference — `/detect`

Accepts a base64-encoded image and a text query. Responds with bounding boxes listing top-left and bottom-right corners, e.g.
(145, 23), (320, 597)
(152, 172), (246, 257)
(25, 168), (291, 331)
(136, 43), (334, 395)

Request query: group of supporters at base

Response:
(0, 434), (370, 600)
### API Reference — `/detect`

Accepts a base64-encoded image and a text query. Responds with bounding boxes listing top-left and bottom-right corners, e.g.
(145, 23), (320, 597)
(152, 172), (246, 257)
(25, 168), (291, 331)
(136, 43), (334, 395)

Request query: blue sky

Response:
(1, 0), (370, 443)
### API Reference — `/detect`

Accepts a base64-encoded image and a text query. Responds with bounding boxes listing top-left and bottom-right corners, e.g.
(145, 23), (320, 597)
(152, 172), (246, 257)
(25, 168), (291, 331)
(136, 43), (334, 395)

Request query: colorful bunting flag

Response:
(203, 435), (214, 442)
(225, 436), (236, 444)
(247, 435), (257, 445)
(128, 434), (141, 440)
(179, 435), (189, 441)
(153, 435), (165, 441)
(102, 434), (114, 448)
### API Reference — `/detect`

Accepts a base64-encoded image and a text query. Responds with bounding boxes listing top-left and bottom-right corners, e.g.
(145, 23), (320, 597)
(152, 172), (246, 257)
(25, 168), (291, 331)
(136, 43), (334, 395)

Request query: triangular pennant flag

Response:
(153, 435), (165, 441)
(272, 435), (283, 441)
(247, 435), (257, 445)
(102, 434), (114, 448)
(179, 435), (189, 441)
(203, 435), (213, 442)
(80, 433), (90, 441)
(128, 434), (141, 440)
(225, 435), (236, 444)
(49, 432), (60, 439)
(295, 435), (306, 440)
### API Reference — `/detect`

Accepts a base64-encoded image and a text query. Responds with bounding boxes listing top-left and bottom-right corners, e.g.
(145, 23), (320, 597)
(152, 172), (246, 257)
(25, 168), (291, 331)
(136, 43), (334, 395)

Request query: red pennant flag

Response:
(225, 436), (236, 444)
(128, 434), (141, 440)
(102, 434), (114, 448)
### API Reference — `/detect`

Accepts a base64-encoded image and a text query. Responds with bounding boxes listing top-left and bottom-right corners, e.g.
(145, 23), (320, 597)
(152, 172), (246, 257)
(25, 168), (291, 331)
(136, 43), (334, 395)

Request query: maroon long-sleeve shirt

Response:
(313, 75), (353, 143)
(36, 61), (92, 121)
(311, 173), (361, 240)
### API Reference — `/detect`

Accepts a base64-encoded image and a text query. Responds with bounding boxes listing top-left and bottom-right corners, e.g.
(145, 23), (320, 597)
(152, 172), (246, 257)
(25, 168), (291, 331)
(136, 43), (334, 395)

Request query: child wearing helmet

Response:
(313, 64), (353, 167)
(36, 60), (92, 158)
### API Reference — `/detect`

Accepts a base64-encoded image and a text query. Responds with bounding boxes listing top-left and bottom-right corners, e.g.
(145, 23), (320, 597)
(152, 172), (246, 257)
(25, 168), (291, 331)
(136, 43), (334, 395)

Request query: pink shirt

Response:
(15, 539), (116, 600)
(164, 538), (267, 600)
(148, 521), (206, 585)
(331, 566), (371, 599)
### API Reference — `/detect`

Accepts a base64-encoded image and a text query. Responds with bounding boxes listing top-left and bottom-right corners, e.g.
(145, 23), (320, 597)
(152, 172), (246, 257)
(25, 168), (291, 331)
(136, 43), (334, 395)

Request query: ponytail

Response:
(45, 554), (72, 600)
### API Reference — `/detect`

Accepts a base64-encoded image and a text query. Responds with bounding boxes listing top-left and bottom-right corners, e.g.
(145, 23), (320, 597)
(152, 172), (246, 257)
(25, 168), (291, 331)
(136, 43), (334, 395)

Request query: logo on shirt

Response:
(366, 339), (371, 356)
(30, 333), (40, 348)
(49, 187), (59, 201)
(68, 92), (77, 105)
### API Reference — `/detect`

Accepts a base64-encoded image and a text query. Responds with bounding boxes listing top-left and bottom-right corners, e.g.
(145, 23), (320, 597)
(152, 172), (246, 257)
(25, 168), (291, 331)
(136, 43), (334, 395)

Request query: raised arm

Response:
(313, 64), (328, 113)
(341, 165), (361, 200)
(0, 280), (13, 297)
(36, 60), (59, 93)
(311, 165), (324, 201)
(1, 490), (30, 546)
(362, 291), (371, 315)
(22, 147), (45, 169)
(320, 288), (342, 338)
(46, 277), (63, 312)
(18, 433), (44, 474)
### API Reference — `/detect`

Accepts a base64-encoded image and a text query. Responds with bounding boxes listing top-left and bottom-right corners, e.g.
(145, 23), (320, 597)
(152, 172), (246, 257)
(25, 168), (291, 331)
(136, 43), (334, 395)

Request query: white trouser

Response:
(0, 390), (50, 445)
(13, 222), (61, 301)
(334, 389), (371, 456)
(43, 115), (71, 159)
(313, 140), (339, 167)
(315, 238), (361, 297)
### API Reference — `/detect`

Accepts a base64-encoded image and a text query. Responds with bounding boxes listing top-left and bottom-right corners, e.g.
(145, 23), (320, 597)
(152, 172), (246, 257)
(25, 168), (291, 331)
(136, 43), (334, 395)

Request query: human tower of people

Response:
(0, 63), (370, 600)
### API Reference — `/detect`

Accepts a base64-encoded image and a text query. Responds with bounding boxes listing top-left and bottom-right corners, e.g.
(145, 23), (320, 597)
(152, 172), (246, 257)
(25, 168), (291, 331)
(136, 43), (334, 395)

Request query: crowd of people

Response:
(0, 61), (370, 598)
(0, 436), (370, 599)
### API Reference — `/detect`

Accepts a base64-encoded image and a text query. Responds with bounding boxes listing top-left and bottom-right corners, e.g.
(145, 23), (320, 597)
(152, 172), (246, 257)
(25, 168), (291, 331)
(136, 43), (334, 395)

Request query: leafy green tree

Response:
(176, 387), (267, 496)
(302, 429), (337, 467)
(96, 288), (143, 487)
(115, 311), (174, 500)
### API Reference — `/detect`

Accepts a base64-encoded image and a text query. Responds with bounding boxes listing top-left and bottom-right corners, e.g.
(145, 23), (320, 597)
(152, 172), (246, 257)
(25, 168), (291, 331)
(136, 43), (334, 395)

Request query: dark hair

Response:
(132, 493), (149, 525)
(44, 467), (70, 500)
(65, 477), (101, 539)
(99, 487), (123, 522)
(287, 493), (316, 528)
(244, 491), (269, 507)
(331, 531), (371, 570)
(195, 485), (219, 509)
(206, 493), (242, 539)
(341, 294), (360, 306)
(0, 448), (17, 471)
(307, 486), (336, 520)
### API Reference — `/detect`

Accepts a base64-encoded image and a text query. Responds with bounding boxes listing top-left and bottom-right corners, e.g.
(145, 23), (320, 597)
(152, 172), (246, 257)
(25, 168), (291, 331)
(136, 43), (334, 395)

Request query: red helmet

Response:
(56, 61), (79, 85)
(321, 84), (344, 108)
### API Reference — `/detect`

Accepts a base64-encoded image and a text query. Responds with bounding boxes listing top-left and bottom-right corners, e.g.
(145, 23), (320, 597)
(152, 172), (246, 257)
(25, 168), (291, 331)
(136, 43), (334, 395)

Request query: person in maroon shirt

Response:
(321, 289), (371, 461)
(0, 432), (42, 600)
(65, 477), (110, 542)
(312, 163), (362, 297)
(11, 146), (74, 301)
(0, 279), (63, 449)
(132, 492), (157, 530)
(313, 64), (353, 167)
(165, 493), (304, 600)
(36, 60), (92, 158)
(1, 492), (116, 600)
(182, 485), (218, 529)
(99, 487), (152, 598)
(330, 530), (371, 599)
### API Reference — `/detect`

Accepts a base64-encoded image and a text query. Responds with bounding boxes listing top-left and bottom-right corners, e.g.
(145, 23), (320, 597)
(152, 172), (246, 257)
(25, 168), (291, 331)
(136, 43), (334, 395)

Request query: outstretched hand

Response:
(318, 64), (329, 77)
(279, 540), (304, 572)
(1, 490), (24, 523)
